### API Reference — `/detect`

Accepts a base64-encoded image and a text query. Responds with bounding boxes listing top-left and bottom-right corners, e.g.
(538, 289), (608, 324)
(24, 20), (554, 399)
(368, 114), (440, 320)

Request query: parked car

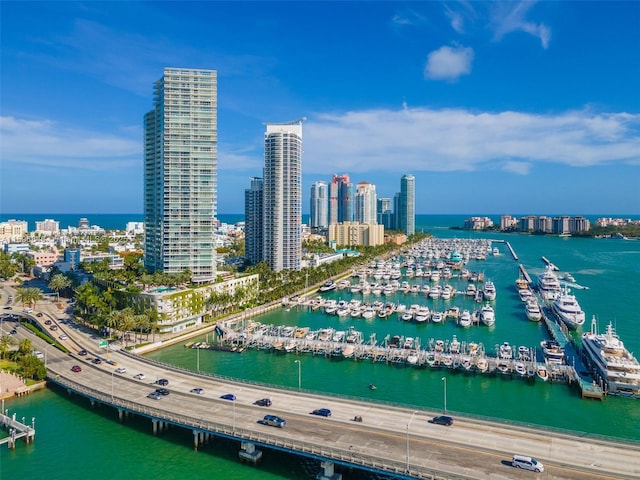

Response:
(311, 408), (332, 417)
(254, 398), (272, 407)
(220, 393), (236, 401)
(115, 366), (127, 374)
(190, 387), (204, 395)
(155, 378), (169, 386)
(430, 415), (454, 426)
(262, 414), (286, 428)
(71, 365), (82, 372)
(133, 373), (146, 380)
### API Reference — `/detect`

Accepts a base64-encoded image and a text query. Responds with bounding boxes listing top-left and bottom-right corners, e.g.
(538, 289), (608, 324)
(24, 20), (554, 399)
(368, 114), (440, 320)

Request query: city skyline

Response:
(1, 2), (639, 215)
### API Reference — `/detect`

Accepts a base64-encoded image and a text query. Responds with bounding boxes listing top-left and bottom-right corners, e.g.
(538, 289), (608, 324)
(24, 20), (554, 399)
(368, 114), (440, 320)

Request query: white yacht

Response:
(581, 317), (640, 398)
(551, 287), (585, 329)
(480, 303), (495, 327)
(482, 280), (497, 301)
(537, 265), (562, 302)
(541, 339), (565, 364)
(525, 300), (542, 322)
(458, 309), (472, 328)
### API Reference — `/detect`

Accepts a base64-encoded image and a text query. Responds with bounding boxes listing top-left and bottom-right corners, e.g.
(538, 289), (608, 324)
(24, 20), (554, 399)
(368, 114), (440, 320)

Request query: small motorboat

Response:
(368, 383), (377, 390)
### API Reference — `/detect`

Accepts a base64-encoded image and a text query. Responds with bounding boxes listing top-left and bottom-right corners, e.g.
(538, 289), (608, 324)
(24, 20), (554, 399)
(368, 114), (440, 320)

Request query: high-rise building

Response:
(354, 182), (377, 225)
(244, 177), (264, 265)
(310, 181), (329, 229)
(263, 119), (304, 271)
(397, 174), (415, 236)
(329, 174), (353, 224)
(144, 67), (217, 282)
(377, 197), (394, 229)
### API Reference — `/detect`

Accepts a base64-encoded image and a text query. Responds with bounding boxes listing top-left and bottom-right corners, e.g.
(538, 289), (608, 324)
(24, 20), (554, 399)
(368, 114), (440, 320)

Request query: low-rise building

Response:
(328, 222), (384, 247)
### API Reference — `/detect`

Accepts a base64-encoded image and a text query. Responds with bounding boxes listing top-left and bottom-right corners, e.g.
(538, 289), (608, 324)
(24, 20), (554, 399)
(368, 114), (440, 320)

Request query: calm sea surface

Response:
(2, 215), (639, 479)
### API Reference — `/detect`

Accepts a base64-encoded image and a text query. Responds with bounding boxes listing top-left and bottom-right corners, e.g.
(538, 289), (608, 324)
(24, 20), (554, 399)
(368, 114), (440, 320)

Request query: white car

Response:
(34, 351), (44, 359)
(133, 373), (146, 380)
(59, 334), (68, 340)
(115, 366), (127, 374)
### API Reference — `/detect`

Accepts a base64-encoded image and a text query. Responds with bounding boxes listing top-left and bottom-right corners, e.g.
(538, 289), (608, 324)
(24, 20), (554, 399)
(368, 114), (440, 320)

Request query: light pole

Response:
(294, 359), (301, 391)
(405, 410), (417, 473)
(111, 371), (115, 402)
(442, 377), (447, 414)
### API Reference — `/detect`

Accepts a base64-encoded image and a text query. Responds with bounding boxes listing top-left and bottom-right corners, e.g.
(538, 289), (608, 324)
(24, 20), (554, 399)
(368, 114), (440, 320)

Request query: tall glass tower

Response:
(398, 174), (415, 236)
(310, 181), (329, 229)
(263, 119), (304, 271)
(244, 177), (264, 266)
(329, 174), (353, 224)
(144, 67), (217, 282)
(354, 182), (377, 224)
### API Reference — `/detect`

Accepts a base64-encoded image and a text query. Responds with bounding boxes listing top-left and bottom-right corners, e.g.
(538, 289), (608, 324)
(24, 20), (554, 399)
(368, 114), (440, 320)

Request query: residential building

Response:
(329, 174), (353, 224)
(244, 177), (264, 265)
(328, 221), (384, 247)
(0, 219), (28, 243)
(263, 119), (304, 271)
(396, 174), (415, 236)
(143, 67), (217, 283)
(35, 219), (60, 235)
(310, 181), (329, 229)
(354, 182), (377, 225)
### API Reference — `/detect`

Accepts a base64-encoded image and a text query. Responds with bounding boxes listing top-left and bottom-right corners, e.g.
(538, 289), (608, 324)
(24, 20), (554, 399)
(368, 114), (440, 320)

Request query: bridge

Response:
(3, 305), (640, 479)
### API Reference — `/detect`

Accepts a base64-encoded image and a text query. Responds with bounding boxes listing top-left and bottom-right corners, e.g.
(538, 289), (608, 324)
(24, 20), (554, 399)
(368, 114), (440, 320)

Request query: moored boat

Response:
(525, 300), (542, 322)
(480, 303), (495, 327)
(551, 287), (585, 329)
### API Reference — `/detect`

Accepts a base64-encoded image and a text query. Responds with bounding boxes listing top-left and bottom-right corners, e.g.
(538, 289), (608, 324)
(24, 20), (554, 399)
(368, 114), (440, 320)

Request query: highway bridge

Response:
(2, 302), (640, 480)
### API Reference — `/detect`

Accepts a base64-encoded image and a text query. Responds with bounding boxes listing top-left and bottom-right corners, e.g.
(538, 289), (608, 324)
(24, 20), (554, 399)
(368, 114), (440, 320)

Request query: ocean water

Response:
(2, 215), (639, 479)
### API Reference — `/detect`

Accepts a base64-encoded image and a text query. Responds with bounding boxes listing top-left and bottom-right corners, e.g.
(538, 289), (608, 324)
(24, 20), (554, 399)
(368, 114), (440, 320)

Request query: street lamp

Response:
(405, 410), (418, 473)
(111, 371), (115, 402)
(294, 359), (301, 391)
(442, 377), (447, 414)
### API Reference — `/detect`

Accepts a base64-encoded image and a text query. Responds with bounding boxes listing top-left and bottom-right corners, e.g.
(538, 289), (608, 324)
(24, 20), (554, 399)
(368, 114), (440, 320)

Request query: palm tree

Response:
(15, 287), (43, 308)
(0, 335), (16, 359)
(49, 273), (72, 303)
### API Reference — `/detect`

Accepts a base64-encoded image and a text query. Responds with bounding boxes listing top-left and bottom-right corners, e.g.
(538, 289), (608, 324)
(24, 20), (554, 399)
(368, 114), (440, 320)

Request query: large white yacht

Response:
(480, 303), (495, 327)
(581, 317), (640, 398)
(482, 280), (497, 301)
(525, 300), (542, 322)
(537, 265), (562, 302)
(551, 287), (585, 329)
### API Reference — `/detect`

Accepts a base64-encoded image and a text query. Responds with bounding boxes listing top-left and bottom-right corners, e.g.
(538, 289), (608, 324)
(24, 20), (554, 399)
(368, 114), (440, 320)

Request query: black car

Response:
(155, 388), (170, 396)
(430, 415), (454, 426)
(155, 378), (169, 386)
(92, 358), (102, 364)
(311, 408), (332, 417)
(254, 398), (272, 407)
(190, 387), (204, 395)
(78, 349), (88, 356)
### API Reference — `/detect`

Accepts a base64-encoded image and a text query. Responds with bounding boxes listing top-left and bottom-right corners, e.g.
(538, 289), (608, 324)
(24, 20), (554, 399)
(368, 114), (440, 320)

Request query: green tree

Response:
(49, 273), (72, 302)
(0, 334), (17, 359)
(15, 287), (43, 308)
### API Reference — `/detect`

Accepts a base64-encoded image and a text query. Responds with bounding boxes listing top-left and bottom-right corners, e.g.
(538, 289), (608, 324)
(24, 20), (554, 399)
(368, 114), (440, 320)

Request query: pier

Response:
(0, 410), (35, 449)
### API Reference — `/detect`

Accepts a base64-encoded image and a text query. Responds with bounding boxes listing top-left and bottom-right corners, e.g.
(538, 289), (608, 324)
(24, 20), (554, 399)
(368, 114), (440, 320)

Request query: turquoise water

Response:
(2, 216), (640, 479)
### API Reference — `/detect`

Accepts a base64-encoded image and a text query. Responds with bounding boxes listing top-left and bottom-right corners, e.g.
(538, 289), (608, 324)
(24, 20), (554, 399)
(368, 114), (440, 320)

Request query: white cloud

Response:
(0, 116), (140, 170)
(302, 107), (640, 175)
(424, 45), (474, 81)
(391, 9), (428, 27)
(489, 1), (551, 49)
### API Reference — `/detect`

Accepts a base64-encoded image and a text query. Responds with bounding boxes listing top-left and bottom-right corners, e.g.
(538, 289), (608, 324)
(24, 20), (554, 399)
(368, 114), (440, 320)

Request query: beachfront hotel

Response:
(143, 67), (217, 283)
(262, 119), (304, 271)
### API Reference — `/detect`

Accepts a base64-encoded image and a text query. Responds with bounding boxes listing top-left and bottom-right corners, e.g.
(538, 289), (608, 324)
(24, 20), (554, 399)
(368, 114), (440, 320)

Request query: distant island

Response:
(454, 215), (640, 239)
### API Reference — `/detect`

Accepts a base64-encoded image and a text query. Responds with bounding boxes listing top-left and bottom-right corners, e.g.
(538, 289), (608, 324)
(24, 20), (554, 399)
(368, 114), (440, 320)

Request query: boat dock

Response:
(0, 411), (35, 449)
(541, 256), (559, 271)
(492, 239), (518, 260)
(518, 264), (532, 284)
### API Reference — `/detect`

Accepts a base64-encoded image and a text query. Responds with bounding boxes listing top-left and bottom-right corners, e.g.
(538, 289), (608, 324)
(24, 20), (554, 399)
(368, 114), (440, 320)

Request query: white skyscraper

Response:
(397, 174), (415, 236)
(263, 119), (304, 271)
(310, 181), (329, 229)
(354, 182), (377, 225)
(144, 67), (217, 282)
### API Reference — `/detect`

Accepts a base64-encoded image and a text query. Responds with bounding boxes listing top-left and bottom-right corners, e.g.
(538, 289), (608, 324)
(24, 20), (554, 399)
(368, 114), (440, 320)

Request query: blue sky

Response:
(1, 1), (639, 215)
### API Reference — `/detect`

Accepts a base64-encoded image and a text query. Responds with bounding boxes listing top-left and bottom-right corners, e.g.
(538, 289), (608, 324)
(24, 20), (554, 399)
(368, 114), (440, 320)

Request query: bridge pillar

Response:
(193, 430), (200, 450)
(152, 419), (158, 435)
(118, 409), (124, 422)
(317, 461), (342, 480)
(239, 442), (262, 464)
